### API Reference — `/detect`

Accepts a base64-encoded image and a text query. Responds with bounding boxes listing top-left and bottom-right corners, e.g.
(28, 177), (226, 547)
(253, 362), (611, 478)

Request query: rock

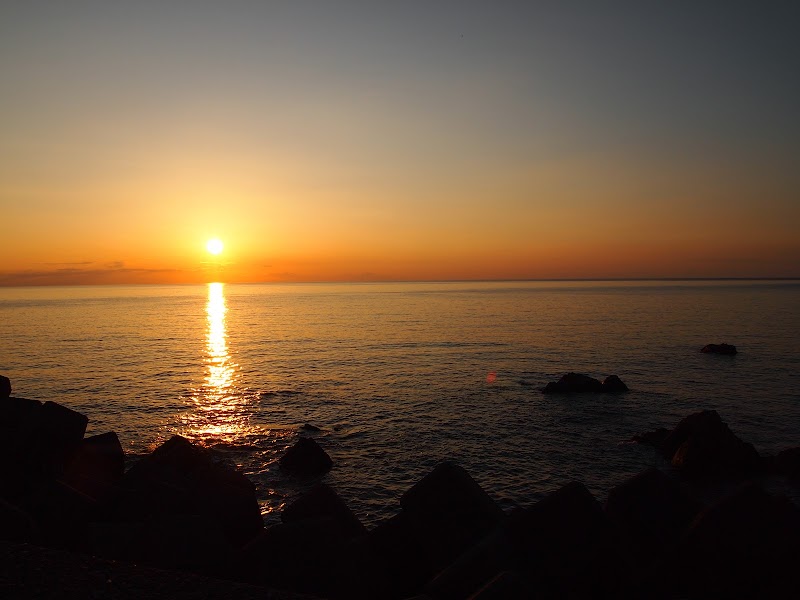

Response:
(239, 517), (349, 596)
(400, 461), (505, 570)
(38, 401), (88, 447)
(468, 571), (532, 599)
(279, 437), (333, 475)
(774, 447), (800, 479)
(542, 372), (603, 393)
(601, 374), (629, 392)
(0, 497), (37, 542)
(62, 432), (125, 502)
(661, 410), (762, 476)
(300, 423), (321, 432)
(282, 483), (366, 539)
(605, 468), (702, 563)
(673, 484), (800, 598)
(425, 524), (512, 600)
(505, 481), (633, 598)
(701, 343), (737, 355)
(365, 511), (437, 599)
(120, 435), (263, 547)
(541, 372), (627, 393)
(0, 375), (10, 398)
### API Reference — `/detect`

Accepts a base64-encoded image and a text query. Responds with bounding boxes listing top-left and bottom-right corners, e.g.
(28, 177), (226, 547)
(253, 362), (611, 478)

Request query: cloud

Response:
(0, 263), (181, 286)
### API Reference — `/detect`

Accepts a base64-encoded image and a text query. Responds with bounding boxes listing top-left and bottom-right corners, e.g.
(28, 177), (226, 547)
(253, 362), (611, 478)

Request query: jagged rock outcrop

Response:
(542, 372), (629, 393)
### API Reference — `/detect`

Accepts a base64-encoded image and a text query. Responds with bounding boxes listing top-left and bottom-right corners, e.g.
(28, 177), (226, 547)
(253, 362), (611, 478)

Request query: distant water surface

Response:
(2, 280), (799, 524)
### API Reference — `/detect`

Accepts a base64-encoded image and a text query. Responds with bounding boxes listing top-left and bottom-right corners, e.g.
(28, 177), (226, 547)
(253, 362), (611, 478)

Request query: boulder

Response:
(119, 435), (263, 547)
(504, 481), (633, 598)
(701, 343), (737, 355)
(673, 484), (800, 598)
(400, 461), (505, 570)
(661, 410), (762, 476)
(300, 423), (322, 432)
(282, 483), (366, 539)
(62, 432), (125, 502)
(542, 373), (603, 394)
(774, 447), (800, 479)
(365, 511), (437, 599)
(0, 497), (37, 542)
(0, 375), (10, 398)
(601, 374), (629, 392)
(605, 468), (702, 563)
(279, 437), (333, 475)
(239, 517), (349, 596)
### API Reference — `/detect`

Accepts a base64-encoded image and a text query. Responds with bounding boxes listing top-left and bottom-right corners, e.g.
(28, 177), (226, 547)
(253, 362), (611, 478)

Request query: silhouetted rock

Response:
(282, 483), (366, 539)
(505, 481), (632, 598)
(0, 497), (36, 542)
(301, 423), (321, 431)
(239, 517), (348, 597)
(605, 468), (702, 564)
(601, 374), (629, 392)
(120, 435), (263, 547)
(365, 511), (436, 599)
(541, 372), (627, 393)
(468, 571), (532, 600)
(62, 432), (125, 502)
(701, 343), (737, 355)
(0, 375), (10, 398)
(775, 447), (800, 479)
(662, 410), (762, 476)
(279, 437), (333, 475)
(425, 524), (512, 600)
(400, 461), (505, 570)
(673, 484), (800, 598)
(542, 372), (603, 393)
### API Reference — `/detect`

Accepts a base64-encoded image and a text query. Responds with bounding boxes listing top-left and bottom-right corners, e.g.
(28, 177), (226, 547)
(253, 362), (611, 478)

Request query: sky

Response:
(1, 1), (799, 285)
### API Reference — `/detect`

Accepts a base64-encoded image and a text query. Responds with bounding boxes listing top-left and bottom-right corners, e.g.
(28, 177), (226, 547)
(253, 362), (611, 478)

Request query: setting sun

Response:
(206, 238), (224, 255)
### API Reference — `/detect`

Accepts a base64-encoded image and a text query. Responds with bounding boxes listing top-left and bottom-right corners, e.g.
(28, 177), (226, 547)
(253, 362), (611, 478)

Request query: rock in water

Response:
(662, 410), (762, 476)
(279, 437), (333, 475)
(601, 374), (629, 392)
(701, 343), (737, 355)
(0, 375), (10, 398)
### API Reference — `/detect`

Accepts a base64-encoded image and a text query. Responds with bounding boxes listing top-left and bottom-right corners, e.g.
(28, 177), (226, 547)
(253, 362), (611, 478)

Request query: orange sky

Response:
(2, 3), (799, 285)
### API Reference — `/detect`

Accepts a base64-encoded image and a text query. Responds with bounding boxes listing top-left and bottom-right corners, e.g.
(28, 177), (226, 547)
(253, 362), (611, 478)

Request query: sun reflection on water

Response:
(182, 282), (254, 443)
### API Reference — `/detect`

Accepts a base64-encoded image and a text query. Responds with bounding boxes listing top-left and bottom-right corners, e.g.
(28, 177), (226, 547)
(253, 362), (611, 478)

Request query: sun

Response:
(206, 238), (224, 255)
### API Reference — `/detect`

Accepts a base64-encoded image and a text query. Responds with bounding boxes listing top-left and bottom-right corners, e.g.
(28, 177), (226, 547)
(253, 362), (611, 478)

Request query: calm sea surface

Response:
(2, 280), (799, 524)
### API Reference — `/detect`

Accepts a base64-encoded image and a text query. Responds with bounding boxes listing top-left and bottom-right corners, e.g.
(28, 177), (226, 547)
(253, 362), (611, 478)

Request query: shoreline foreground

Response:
(2, 374), (799, 599)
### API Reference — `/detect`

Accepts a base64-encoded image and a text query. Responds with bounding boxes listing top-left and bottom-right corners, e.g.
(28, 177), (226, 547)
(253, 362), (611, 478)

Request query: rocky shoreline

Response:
(2, 373), (799, 599)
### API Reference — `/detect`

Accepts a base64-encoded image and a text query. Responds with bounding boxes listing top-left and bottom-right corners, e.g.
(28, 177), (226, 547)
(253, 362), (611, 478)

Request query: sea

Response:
(1, 280), (799, 525)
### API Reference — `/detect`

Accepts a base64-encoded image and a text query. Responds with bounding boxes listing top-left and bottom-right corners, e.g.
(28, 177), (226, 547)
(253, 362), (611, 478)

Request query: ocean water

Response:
(2, 280), (799, 525)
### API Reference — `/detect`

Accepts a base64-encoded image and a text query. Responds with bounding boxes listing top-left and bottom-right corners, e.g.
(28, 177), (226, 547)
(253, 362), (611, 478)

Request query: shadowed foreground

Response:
(2, 374), (800, 599)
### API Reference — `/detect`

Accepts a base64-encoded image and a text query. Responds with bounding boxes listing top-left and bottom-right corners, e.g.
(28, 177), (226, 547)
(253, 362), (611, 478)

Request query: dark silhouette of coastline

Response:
(2, 374), (799, 599)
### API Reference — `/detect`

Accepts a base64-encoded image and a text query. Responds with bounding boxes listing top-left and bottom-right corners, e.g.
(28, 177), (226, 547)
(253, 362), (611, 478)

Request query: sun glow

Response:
(206, 238), (224, 255)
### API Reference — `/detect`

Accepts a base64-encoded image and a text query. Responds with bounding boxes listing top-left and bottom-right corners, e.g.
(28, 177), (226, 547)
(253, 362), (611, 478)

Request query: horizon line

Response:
(2, 276), (800, 289)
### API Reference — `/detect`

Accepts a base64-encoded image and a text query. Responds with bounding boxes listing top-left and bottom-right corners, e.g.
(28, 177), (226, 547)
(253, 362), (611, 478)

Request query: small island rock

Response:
(279, 436), (333, 475)
(0, 375), (10, 398)
(701, 343), (737, 355)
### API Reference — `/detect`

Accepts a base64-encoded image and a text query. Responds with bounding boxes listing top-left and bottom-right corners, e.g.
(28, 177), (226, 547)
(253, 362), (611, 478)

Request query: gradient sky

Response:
(2, 1), (798, 284)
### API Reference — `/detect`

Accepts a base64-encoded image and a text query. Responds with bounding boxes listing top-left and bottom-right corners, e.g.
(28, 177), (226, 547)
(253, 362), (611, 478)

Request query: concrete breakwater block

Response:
(119, 435), (264, 548)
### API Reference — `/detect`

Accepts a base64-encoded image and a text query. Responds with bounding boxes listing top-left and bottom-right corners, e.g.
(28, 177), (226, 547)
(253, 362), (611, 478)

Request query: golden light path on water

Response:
(183, 282), (254, 443)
